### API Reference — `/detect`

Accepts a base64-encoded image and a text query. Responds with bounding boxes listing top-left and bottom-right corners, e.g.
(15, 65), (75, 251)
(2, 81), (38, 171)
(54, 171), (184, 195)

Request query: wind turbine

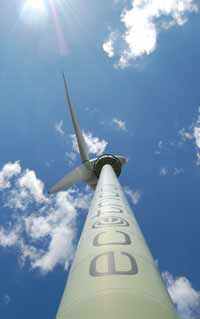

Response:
(49, 74), (179, 319)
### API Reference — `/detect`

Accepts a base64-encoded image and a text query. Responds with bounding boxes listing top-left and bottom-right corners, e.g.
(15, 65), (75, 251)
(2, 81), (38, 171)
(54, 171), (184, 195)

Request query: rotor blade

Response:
(48, 163), (92, 194)
(62, 73), (89, 162)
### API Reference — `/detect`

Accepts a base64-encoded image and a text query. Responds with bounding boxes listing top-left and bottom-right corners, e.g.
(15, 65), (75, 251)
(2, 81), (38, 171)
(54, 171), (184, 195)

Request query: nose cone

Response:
(116, 156), (127, 167)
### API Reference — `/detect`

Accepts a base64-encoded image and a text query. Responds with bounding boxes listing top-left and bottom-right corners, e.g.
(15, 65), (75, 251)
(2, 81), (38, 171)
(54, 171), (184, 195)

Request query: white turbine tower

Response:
(49, 74), (179, 319)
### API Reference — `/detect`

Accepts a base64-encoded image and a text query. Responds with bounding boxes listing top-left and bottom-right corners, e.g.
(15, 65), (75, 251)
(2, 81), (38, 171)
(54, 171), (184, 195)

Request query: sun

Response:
(24, 0), (46, 13)
(20, 0), (48, 27)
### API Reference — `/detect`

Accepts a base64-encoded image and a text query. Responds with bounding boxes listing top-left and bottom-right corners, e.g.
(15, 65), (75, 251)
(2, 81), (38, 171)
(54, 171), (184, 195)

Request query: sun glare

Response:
(25, 0), (46, 12)
(20, 0), (68, 55)
(21, 0), (48, 27)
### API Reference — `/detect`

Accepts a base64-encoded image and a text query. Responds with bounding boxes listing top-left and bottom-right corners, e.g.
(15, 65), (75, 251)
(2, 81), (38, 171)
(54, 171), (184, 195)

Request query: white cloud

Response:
(163, 272), (200, 319)
(65, 151), (77, 166)
(124, 186), (142, 205)
(0, 228), (19, 247)
(155, 140), (177, 155)
(158, 140), (163, 149)
(0, 161), (21, 190)
(112, 118), (127, 131)
(159, 167), (184, 176)
(196, 152), (200, 166)
(0, 162), (91, 274)
(45, 160), (55, 168)
(179, 128), (194, 141)
(179, 106), (200, 166)
(55, 120), (64, 136)
(71, 131), (108, 156)
(18, 169), (47, 203)
(103, 0), (199, 68)
(32, 225), (74, 272)
(155, 140), (166, 154)
(194, 127), (200, 148)
(173, 167), (184, 175)
(24, 216), (51, 239)
(6, 169), (48, 210)
(3, 294), (11, 305)
(102, 32), (115, 58)
(159, 167), (168, 176)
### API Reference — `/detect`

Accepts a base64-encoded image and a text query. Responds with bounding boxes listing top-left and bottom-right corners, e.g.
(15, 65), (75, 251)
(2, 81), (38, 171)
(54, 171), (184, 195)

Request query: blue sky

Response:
(0, 0), (200, 318)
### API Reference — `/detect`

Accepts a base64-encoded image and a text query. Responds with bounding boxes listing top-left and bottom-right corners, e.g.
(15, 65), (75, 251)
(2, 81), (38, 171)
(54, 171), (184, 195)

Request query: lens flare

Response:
(49, 0), (68, 56)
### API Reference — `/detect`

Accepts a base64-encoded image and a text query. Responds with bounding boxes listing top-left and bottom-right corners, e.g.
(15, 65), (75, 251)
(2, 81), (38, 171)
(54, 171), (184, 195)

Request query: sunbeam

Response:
(49, 0), (68, 56)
